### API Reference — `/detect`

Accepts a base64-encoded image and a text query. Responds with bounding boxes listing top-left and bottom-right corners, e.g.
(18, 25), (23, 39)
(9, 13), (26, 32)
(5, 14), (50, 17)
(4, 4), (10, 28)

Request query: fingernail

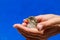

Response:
(13, 24), (17, 28)
(37, 23), (43, 30)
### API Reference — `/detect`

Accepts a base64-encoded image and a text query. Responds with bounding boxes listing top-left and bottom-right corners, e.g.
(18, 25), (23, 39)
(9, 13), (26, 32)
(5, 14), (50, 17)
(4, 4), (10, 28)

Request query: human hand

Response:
(13, 14), (60, 40)
(13, 24), (46, 40)
(35, 14), (60, 38)
(36, 14), (60, 30)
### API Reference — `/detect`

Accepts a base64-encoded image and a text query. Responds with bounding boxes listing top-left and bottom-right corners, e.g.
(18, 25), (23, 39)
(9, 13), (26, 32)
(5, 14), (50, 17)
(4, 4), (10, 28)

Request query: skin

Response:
(13, 14), (60, 40)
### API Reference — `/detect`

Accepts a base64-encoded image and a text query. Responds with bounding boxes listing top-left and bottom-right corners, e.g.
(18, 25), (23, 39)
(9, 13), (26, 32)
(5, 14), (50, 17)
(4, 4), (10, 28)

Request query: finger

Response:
(18, 28), (41, 39)
(37, 17), (60, 30)
(35, 14), (57, 22)
(13, 24), (35, 37)
(16, 27), (42, 39)
(13, 24), (30, 32)
(23, 19), (28, 24)
(13, 24), (40, 34)
(17, 28), (35, 38)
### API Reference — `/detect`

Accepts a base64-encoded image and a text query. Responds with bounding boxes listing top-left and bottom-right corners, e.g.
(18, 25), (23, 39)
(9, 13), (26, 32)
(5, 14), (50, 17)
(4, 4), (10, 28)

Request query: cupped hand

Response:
(13, 14), (60, 40)
(13, 24), (46, 40)
(35, 14), (60, 30)
(35, 14), (60, 38)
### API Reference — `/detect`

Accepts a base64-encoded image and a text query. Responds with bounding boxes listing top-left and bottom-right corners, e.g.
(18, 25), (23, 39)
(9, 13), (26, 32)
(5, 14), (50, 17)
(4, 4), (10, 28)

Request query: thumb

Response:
(37, 17), (60, 30)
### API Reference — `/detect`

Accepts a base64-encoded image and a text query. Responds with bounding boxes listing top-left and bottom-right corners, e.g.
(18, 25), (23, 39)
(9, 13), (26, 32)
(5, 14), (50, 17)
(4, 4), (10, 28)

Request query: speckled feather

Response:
(26, 16), (37, 28)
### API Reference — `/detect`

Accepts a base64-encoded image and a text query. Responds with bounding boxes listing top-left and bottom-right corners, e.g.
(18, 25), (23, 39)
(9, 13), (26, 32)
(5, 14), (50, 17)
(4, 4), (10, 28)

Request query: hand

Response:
(35, 14), (60, 30)
(35, 14), (60, 38)
(13, 14), (60, 40)
(13, 24), (46, 40)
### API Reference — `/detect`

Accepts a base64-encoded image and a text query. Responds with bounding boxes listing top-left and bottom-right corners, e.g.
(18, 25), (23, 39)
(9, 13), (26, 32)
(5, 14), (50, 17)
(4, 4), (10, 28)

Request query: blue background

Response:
(0, 0), (60, 40)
